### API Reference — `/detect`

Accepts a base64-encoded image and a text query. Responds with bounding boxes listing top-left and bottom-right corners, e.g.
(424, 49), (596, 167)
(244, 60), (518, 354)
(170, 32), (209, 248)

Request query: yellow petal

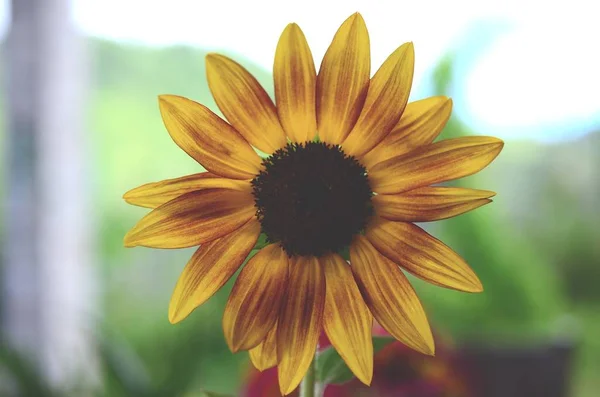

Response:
(366, 217), (483, 292)
(373, 186), (495, 222)
(206, 54), (287, 154)
(369, 136), (504, 194)
(350, 235), (434, 355)
(342, 42), (415, 157)
(277, 256), (325, 395)
(168, 219), (260, 323)
(274, 23), (317, 143)
(123, 189), (255, 248)
(362, 96), (452, 169)
(223, 244), (289, 352)
(249, 323), (278, 371)
(316, 13), (370, 145)
(322, 254), (373, 385)
(123, 172), (251, 209)
(158, 95), (262, 179)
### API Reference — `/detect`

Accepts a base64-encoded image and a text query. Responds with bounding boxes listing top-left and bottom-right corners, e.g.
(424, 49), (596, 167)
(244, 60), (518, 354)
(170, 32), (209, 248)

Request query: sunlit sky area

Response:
(1, 0), (599, 142)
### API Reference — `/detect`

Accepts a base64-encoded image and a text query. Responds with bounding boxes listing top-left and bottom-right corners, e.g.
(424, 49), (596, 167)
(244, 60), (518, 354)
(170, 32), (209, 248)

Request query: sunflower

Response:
(123, 12), (503, 396)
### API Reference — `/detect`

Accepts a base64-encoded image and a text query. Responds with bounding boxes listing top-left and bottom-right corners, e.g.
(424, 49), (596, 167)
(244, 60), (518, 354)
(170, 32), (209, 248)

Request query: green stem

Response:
(299, 352), (319, 397)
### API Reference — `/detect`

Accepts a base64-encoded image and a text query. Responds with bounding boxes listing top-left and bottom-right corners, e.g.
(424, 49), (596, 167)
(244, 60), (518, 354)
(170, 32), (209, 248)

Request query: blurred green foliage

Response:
(0, 342), (58, 397)
(317, 336), (394, 385)
(1, 38), (599, 396)
(412, 55), (566, 342)
(90, 40), (273, 396)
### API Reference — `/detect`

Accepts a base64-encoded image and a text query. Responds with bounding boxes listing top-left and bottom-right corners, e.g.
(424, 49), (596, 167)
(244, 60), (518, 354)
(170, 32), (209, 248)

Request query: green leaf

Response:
(96, 328), (154, 397)
(338, 245), (351, 261)
(0, 342), (58, 397)
(199, 392), (234, 397)
(316, 336), (394, 385)
(253, 233), (270, 251)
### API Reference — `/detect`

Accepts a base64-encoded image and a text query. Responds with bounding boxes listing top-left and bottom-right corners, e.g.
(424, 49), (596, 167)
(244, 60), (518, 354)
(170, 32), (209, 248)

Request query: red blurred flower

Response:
(243, 325), (470, 397)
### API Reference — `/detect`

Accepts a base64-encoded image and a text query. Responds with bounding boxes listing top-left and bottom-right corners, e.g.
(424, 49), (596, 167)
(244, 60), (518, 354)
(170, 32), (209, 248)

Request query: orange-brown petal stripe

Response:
(206, 54), (287, 154)
(123, 172), (251, 209)
(322, 254), (373, 385)
(274, 23), (317, 143)
(168, 219), (260, 323)
(123, 189), (255, 249)
(350, 235), (434, 355)
(342, 42), (415, 157)
(249, 323), (279, 371)
(316, 13), (370, 145)
(362, 96), (452, 169)
(277, 256), (325, 395)
(223, 244), (289, 352)
(158, 95), (262, 179)
(366, 217), (482, 292)
(369, 136), (504, 194)
(373, 186), (495, 222)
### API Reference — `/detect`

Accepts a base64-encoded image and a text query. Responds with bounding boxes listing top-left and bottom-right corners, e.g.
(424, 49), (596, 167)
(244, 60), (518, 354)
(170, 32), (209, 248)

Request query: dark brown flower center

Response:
(251, 142), (373, 257)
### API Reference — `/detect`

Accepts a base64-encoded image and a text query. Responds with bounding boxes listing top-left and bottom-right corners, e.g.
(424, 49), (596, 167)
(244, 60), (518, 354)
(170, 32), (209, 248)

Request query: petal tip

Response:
(444, 96), (453, 108)
(123, 231), (138, 247)
(230, 337), (244, 353)
(122, 187), (142, 205)
(122, 192), (134, 205)
(486, 136), (505, 148)
(281, 23), (304, 43)
(168, 290), (195, 324)
(394, 41), (414, 59)
(279, 382), (296, 396)
(157, 94), (186, 116)
(157, 95), (168, 109)
(231, 337), (263, 354)
(356, 365), (374, 386)
(158, 94), (178, 105)
(482, 197), (494, 207)
(422, 338), (436, 356)
(489, 139), (505, 158)
(455, 278), (485, 294)
(167, 313), (179, 325)
(226, 339), (236, 353)
(414, 318), (436, 356)
(407, 334), (435, 356)
(168, 303), (187, 324)
(205, 53), (223, 68)
(347, 11), (366, 27)
(470, 278), (484, 293)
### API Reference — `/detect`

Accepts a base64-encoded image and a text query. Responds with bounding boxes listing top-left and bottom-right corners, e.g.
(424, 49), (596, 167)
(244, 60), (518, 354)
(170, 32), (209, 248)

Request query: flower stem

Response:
(299, 352), (319, 397)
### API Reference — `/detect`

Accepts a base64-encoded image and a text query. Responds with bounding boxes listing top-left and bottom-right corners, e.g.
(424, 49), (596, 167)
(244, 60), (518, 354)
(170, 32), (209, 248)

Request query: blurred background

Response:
(1, 0), (599, 396)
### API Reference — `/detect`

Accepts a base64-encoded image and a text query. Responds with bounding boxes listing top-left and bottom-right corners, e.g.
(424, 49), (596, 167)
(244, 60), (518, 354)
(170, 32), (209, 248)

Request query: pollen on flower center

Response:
(251, 142), (373, 257)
